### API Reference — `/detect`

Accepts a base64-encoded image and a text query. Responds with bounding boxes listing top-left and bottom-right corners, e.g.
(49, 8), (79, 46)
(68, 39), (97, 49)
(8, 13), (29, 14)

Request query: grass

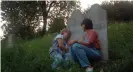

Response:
(1, 22), (133, 72)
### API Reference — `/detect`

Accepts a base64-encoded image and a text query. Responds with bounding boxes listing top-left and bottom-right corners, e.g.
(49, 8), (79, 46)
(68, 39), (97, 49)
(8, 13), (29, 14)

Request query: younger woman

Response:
(71, 18), (102, 72)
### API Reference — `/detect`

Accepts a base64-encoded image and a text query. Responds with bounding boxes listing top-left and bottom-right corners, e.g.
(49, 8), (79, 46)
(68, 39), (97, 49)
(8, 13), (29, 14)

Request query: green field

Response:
(2, 22), (133, 72)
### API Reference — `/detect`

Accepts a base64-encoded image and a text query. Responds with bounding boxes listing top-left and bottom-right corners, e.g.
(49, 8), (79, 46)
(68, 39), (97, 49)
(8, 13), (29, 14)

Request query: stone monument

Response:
(67, 4), (108, 60)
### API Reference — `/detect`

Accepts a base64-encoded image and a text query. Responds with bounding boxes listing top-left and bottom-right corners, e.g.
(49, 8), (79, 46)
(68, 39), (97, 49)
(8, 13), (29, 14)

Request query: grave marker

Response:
(86, 4), (108, 60)
(67, 9), (84, 40)
(67, 4), (108, 60)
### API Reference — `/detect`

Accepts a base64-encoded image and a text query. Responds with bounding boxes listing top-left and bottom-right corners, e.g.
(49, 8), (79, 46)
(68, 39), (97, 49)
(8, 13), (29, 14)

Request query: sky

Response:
(80, 0), (109, 10)
(0, 0), (110, 38)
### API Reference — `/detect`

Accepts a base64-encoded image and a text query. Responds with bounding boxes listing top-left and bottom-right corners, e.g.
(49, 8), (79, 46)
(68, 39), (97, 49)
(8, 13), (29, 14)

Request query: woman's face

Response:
(81, 24), (85, 32)
(63, 32), (70, 40)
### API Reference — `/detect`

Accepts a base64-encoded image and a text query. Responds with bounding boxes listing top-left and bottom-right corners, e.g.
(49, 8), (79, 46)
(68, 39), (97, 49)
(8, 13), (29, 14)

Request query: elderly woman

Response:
(70, 18), (102, 72)
(49, 28), (72, 69)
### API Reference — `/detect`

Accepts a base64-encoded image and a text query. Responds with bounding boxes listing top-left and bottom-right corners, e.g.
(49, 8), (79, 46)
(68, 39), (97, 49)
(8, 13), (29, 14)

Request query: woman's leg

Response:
(71, 43), (90, 67)
(62, 47), (76, 67)
(71, 43), (102, 67)
(70, 46), (79, 62)
(64, 47), (73, 61)
(50, 51), (63, 69)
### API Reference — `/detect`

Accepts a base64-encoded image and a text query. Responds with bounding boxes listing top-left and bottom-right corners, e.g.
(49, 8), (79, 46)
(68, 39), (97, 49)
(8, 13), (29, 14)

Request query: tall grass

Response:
(1, 22), (133, 72)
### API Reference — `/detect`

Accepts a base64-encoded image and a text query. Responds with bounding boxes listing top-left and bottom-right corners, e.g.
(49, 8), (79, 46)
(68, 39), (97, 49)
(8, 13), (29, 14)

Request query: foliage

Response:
(1, 1), (41, 39)
(2, 22), (133, 72)
(1, 1), (80, 39)
(36, 1), (80, 36)
(101, 22), (133, 72)
(101, 1), (133, 22)
(48, 18), (66, 33)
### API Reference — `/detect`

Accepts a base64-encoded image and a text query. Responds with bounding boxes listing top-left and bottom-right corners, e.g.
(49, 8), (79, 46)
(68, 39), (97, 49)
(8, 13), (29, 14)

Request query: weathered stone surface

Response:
(67, 9), (84, 40)
(7, 34), (15, 48)
(67, 4), (108, 60)
(86, 4), (108, 60)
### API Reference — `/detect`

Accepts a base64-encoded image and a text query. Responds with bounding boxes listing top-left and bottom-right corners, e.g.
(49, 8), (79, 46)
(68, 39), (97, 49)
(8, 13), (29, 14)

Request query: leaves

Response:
(48, 18), (66, 33)
(1, 1), (80, 39)
(101, 1), (133, 22)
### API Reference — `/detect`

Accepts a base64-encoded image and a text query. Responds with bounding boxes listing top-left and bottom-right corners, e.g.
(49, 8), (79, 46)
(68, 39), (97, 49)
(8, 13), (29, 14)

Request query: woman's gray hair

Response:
(60, 28), (70, 34)
(60, 28), (71, 41)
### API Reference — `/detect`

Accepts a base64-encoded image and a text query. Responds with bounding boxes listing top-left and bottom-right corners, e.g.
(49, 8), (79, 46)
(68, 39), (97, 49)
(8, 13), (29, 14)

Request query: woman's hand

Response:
(68, 40), (78, 45)
(64, 48), (69, 53)
(77, 40), (82, 43)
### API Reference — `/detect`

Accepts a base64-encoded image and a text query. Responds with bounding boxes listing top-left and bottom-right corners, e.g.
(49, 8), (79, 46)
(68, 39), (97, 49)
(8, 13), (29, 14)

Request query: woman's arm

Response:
(78, 31), (96, 47)
(67, 39), (78, 46)
(57, 38), (68, 52)
(80, 35), (85, 42)
(67, 34), (86, 46)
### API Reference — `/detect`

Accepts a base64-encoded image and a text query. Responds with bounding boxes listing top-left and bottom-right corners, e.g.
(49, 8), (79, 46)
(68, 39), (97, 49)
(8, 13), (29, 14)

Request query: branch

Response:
(46, 1), (56, 15)
(46, 1), (49, 6)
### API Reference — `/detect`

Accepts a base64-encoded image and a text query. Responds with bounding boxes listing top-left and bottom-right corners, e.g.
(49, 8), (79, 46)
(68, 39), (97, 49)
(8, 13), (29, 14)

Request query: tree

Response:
(1, 1), (80, 39)
(101, 1), (133, 22)
(1, 1), (39, 39)
(48, 18), (66, 33)
(38, 1), (80, 36)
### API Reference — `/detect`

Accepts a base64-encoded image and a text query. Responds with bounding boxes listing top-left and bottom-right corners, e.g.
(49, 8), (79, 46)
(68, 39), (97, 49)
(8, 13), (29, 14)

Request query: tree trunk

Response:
(40, 1), (47, 36)
(41, 14), (47, 36)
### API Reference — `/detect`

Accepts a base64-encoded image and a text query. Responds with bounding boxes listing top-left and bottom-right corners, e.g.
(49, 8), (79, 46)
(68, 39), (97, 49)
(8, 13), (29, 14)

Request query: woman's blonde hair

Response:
(60, 28), (71, 40)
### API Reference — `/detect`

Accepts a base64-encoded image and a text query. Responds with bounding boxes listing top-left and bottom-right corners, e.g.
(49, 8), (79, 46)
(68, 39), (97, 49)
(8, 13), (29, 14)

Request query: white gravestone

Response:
(7, 34), (15, 48)
(86, 4), (108, 60)
(67, 10), (84, 40)
(67, 4), (108, 60)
